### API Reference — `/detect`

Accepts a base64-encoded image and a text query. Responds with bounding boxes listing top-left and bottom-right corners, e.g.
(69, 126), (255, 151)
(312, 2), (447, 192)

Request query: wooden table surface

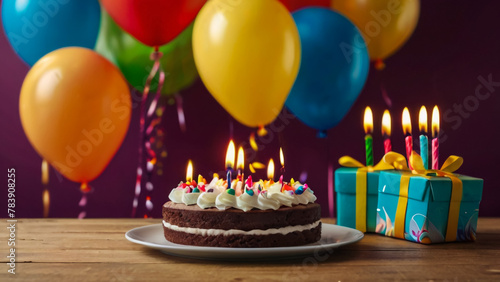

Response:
(1, 218), (499, 281)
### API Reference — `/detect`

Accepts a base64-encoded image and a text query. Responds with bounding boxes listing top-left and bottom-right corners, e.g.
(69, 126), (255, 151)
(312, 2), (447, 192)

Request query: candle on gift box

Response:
(419, 106), (429, 169)
(267, 158), (275, 182)
(364, 107), (374, 166)
(186, 160), (193, 183)
(381, 110), (392, 154)
(431, 106), (440, 170)
(402, 107), (413, 170)
(236, 146), (244, 181)
(225, 140), (235, 181)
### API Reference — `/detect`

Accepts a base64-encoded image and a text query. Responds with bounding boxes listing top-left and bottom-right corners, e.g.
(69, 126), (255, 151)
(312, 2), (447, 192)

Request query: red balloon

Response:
(101, 0), (206, 47)
(279, 0), (331, 12)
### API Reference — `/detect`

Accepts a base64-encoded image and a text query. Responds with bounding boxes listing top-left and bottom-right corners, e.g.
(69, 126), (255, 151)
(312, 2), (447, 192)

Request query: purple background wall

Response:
(1, 0), (499, 218)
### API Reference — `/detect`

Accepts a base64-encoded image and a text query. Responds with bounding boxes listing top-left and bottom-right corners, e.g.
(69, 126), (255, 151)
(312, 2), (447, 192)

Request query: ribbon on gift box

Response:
(338, 156), (394, 232)
(383, 151), (464, 242)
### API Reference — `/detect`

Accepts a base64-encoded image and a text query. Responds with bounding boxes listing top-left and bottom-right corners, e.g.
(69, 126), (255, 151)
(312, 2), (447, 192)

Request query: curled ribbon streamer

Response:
(383, 151), (464, 241)
(175, 94), (186, 133)
(132, 49), (164, 218)
(338, 156), (395, 232)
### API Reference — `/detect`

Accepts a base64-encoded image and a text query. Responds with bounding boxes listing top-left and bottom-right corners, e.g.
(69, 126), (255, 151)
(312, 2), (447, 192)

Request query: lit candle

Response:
(364, 107), (374, 166)
(431, 106), (440, 170)
(279, 147), (285, 183)
(225, 140), (235, 181)
(186, 160), (193, 183)
(236, 146), (244, 181)
(267, 158), (275, 182)
(419, 106), (429, 169)
(381, 110), (392, 154)
(402, 107), (413, 170)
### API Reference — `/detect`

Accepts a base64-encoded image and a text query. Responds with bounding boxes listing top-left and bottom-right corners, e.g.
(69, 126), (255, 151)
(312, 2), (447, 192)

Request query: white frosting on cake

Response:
(267, 182), (294, 207)
(257, 191), (281, 210)
(215, 191), (237, 210)
(169, 179), (316, 211)
(163, 220), (321, 236)
(236, 191), (259, 212)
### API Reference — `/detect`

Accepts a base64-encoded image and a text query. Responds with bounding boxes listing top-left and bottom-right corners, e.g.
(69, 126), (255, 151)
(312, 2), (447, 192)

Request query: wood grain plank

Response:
(0, 218), (498, 281)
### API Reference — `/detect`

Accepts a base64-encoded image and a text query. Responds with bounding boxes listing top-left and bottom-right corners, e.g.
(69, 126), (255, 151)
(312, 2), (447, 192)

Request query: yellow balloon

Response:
(193, 0), (301, 128)
(332, 0), (420, 62)
(20, 47), (132, 184)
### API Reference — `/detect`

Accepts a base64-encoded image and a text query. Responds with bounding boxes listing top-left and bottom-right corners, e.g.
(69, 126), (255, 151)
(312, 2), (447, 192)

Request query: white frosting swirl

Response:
(182, 192), (200, 205)
(267, 183), (293, 207)
(168, 188), (184, 203)
(215, 191), (237, 210)
(197, 191), (219, 209)
(303, 189), (317, 202)
(236, 192), (259, 211)
(257, 191), (280, 210)
(168, 179), (316, 211)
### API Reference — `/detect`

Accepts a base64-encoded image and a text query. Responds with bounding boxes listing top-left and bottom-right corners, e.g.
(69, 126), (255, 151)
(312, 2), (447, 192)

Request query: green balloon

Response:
(95, 11), (198, 96)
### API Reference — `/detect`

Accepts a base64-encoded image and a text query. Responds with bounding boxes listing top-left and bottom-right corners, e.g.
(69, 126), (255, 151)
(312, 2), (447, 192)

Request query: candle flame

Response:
(236, 146), (244, 170)
(41, 159), (49, 185)
(419, 106), (428, 133)
(381, 110), (391, 137)
(402, 107), (412, 135)
(186, 160), (193, 182)
(267, 159), (275, 180)
(279, 147), (284, 167)
(225, 140), (235, 169)
(432, 106), (440, 138)
(363, 106), (373, 134)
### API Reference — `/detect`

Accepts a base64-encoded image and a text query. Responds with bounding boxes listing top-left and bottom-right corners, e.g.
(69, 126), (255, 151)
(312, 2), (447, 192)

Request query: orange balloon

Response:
(19, 47), (132, 183)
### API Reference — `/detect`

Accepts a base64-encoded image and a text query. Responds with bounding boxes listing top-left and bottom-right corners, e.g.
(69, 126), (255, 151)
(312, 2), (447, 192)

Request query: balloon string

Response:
(131, 49), (163, 218)
(145, 61), (164, 218)
(175, 94), (186, 133)
(79, 183), (91, 219)
(41, 160), (50, 218)
(147, 65), (165, 118)
(326, 135), (334, 218)
(381, 82), (392, 108)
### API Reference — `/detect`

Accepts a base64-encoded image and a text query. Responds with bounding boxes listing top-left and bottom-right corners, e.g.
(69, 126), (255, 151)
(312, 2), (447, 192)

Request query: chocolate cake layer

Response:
(163, 224), (321, 248)
(162, 202), (321, 231)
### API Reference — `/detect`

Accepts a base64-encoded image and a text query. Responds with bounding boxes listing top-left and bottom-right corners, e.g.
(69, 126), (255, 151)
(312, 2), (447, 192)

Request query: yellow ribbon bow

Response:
(338, 156), (395, 232)
(383, 151), (464, 242)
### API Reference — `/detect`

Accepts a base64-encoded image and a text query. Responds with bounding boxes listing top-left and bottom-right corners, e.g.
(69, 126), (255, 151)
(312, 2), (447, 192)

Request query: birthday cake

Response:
(162, 176), (321, 248)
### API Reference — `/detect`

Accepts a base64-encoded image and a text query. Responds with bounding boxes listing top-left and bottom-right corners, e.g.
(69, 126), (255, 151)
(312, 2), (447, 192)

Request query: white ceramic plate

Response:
(125, 222), (364, 261)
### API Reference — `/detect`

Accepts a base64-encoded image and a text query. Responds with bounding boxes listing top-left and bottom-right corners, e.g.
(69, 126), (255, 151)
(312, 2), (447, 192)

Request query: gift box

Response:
(376, 153), (484, 244)
(335, 156), (394, 232)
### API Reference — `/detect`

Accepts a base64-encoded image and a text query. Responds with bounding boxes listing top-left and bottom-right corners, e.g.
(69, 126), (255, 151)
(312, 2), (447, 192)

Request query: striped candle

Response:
(432, 106), (440, 170)
(364, 107), (374, 166)
(402, 108), (413, 170)
(419, 106), (429, 169)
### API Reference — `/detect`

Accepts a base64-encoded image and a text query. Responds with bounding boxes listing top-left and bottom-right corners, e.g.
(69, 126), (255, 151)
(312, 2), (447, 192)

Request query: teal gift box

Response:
(376, 170), (483, 244)
(335, 167), (382, 233)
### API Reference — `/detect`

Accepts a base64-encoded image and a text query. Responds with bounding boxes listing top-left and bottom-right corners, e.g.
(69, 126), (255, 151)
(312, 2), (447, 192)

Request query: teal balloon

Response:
(2, 0), (100, 66)
(95, 11), (198, 96)
(286, 8), (369, 135)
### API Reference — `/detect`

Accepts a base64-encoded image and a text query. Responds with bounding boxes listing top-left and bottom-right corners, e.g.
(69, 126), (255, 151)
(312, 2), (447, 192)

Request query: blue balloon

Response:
(2, 0), (101, 66)
(286, 8), (369, 136)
